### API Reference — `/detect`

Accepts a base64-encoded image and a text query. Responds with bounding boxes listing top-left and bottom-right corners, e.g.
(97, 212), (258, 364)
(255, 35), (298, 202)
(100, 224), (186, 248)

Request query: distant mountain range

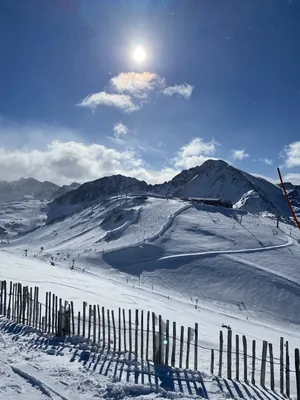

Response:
(1, 160), (299, 225)
(46, 159), (300, 223)
(0, 178), (80, 203)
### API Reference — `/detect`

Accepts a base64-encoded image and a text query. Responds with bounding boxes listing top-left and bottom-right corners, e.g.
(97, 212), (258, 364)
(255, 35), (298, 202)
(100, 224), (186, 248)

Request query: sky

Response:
(0, 0), (300, 185)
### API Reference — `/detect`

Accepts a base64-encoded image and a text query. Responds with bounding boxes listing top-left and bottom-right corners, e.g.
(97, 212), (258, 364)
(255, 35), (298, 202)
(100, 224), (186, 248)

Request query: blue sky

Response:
(0, 0), (300, 185)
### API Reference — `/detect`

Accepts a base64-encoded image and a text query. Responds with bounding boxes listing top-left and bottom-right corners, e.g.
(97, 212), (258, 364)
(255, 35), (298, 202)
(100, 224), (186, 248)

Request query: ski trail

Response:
(159, 236), (293, 260)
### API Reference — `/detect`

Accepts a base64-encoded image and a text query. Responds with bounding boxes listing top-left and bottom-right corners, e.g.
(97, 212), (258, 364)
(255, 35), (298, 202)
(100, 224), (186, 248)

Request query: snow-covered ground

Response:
(1, 196), (300, 398)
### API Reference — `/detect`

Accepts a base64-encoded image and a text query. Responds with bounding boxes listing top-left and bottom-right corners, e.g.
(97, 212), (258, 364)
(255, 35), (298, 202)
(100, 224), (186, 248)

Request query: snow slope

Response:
(1, 195), (300, 397)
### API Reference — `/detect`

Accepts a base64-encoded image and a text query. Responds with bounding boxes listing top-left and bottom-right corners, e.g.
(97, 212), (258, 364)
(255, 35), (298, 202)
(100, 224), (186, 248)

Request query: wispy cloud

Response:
(282, 141), (300, 168)
(78, 72), (194, 113)
(78, 92), (139, 113)
(110, 72), (164, 99)
(253, 158), (273, 165)
(283, 173), (300, 185)
(162, 83), (194, 99)
(174, 137), (218, 169)
(231, 149), (249, 160)
(113, 122), (128, 138)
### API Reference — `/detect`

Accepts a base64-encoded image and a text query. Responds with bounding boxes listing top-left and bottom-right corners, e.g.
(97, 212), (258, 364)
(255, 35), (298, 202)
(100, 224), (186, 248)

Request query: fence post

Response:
(107, 309), (111, 352)
(260, 340), (268, 387)
(77, 311), (81, 336)
(280, 337), (284, 394)
(135, 310), (139, 359)
(252, 340), (256, 385)
(71, 301), (75, 335)
(82, 301), (87, 337)
(7, 281), (12, 319)
(145, 311), (149, 360)
(236, 334), (239, 381)
(45, 291), (48, 330)
(194, 323), (198, 371)
(102, 307), (106, 348)
(286, 341), (290, 398)
(165, 319), (169, 366)
(269, 343), (275, 391)
(218, 331), (223, 377)
(179, 326), (184, 369)
(39, 303), (42, 330)
(123, 309), (126, 353)
(88, 304), (92, 339)
(3, 280), (7, 317)
(211, 349), (214, 374)
(55, 296), (58, 334)
(118, 308), (122, 352)
(111, 310), (116, 353)
(227, 329), (232, 379)
(186, 326), (191, 369)
(171, 321), (176, 367)
(141, 310), (144, 361)
(48, 291), (51, 332)
(295, 348), (300, 400)
(158, 315), (162, 365)
(152, 312), (156, 363)
(93, 305), (97, 343)
(243, 335), (247, 383)
(51, 293), (55, 333)
(22, 286), (26, 324)
(98, 305), (101, 344)
(0, 281), (3, 315)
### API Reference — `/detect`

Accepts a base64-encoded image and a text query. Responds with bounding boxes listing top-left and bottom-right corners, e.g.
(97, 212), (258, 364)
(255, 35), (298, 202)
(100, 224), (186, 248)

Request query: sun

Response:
(133, 45), (146, 62)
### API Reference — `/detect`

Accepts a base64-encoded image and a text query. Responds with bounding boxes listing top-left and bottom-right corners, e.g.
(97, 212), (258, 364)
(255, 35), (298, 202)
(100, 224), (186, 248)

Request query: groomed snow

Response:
(1, 196), (300, 398)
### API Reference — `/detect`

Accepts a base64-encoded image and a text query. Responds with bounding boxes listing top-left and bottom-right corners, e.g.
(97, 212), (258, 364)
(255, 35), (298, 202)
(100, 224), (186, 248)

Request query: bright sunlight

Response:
(133, 45), (146, 62)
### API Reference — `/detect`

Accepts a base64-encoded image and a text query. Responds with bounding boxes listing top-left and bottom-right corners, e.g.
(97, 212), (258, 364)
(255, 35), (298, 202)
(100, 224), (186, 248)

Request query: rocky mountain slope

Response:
(46, 159), (296, 223)
(50, 182), (81, 200)
(0, 178), (59, 202)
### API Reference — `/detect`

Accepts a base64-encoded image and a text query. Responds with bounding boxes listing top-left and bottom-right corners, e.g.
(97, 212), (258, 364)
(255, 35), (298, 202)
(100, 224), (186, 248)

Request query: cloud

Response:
(162, 84), (194, 99)
(0, 140), (181, 186)
(78, 92), (139, 113)
(231, 149), (249, 160)
(282, 173), (300, 185)
(282, 141), (300, 168)
(174, 137), (218, 169)
(110, 72), (164, 99)
(251, 173), (278, 184)
(78, 72), (194, 113)
(113, 122), (128, 138)
(253, 158), (273, 165)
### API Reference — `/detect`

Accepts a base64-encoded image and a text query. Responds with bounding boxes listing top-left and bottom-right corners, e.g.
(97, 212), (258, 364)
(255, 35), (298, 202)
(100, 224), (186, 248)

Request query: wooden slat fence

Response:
(0, 279), (299, 399)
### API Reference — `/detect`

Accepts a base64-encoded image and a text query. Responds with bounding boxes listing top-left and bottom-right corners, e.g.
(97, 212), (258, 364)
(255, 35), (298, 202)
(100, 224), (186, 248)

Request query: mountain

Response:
(47, 175), (148, 223)
(0, 178), (59, 202)
(50, 182), (81, 200)
(46, 159), (296, 223)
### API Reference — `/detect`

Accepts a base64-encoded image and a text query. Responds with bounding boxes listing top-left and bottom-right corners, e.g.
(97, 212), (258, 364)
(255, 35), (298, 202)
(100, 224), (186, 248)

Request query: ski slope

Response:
(1, 195), (300, 397)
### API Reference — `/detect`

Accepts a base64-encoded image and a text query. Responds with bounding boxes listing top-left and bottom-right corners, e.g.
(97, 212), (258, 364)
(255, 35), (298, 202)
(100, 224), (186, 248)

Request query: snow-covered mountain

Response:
(0, 177), (59, 202)
(47, 175), (148, 222)
(47, 159), (295, 223)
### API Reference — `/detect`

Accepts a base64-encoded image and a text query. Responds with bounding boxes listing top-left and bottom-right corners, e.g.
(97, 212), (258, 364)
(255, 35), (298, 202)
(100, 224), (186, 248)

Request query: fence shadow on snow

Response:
(0, 279), (298, 399)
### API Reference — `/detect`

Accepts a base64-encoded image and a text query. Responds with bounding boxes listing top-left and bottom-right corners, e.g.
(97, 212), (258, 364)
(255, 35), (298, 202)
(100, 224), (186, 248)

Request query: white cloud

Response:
(0, 140), (180, 186)
(282, 173), (300, 185)
(113, 122), (128, 138)
(162, 84), (194, 99)
(78, 92), (139, 113)
(282, 141), (300, 168)
(174, 137), (218, 169)
(78, 72), (194, 113)
(253, 158), (273, 165)
(251, 173), (278, 184)
(110, 72), (164, 99)
(231, 149), (249, 160)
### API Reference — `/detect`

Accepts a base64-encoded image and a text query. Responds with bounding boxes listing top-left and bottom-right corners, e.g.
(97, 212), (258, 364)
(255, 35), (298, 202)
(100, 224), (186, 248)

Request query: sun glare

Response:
(133, 45), (146, 62)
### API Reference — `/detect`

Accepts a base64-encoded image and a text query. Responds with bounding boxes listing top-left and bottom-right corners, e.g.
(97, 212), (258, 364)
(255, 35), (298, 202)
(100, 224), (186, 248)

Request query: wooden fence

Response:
(0, 279), (299, 399)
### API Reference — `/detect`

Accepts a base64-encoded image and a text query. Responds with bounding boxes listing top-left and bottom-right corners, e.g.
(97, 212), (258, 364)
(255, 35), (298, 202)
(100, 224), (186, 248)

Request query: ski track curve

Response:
(158, 235), (293, 260)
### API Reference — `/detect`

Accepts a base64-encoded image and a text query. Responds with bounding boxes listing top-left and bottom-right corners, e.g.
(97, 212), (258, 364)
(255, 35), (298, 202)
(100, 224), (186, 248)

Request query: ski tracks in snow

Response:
(159, 235), (293, 260)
